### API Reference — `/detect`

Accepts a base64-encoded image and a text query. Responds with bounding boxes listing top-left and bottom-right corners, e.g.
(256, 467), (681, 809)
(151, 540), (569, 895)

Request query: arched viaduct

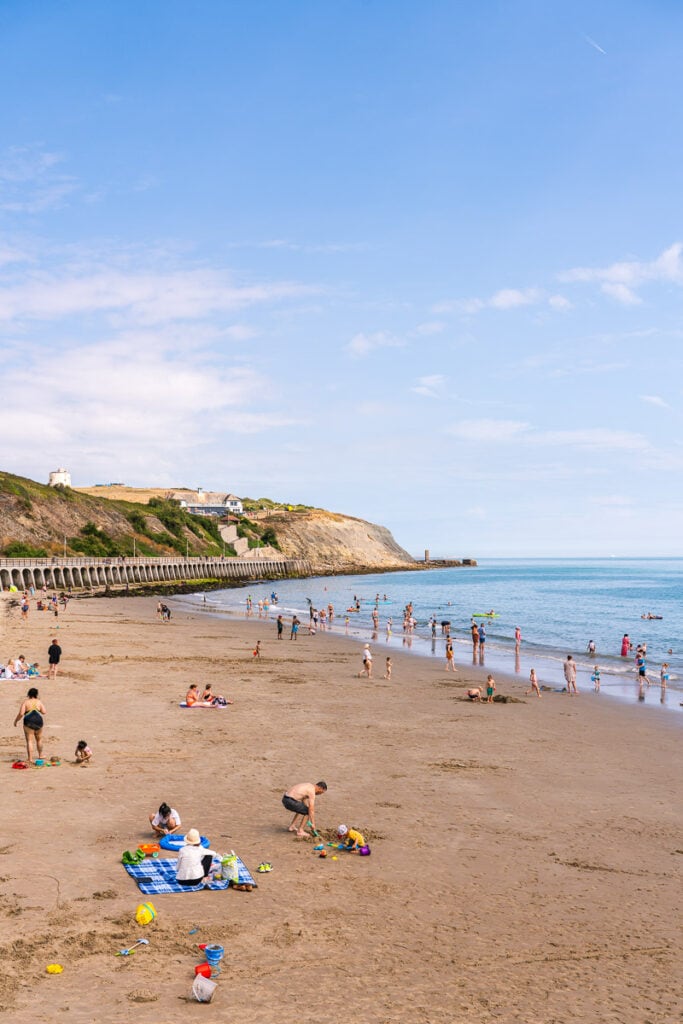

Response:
(0, 556), (311, 593)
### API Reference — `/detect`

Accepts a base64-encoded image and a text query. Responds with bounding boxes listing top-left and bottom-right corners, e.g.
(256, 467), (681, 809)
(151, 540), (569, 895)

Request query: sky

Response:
(1, 0), (683, 557)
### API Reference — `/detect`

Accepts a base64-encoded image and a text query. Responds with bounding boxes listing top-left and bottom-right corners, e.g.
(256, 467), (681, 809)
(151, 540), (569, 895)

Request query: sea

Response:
(176, 559), (683, 715)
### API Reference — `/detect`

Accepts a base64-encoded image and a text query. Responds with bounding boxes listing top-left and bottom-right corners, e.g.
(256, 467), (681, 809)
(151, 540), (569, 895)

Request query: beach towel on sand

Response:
(123, 855), (256, 894)
(179, 702), (229, 709)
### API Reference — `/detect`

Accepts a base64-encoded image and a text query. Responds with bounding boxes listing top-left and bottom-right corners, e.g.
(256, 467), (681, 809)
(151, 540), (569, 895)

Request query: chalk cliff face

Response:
(257, 510), (415, 574)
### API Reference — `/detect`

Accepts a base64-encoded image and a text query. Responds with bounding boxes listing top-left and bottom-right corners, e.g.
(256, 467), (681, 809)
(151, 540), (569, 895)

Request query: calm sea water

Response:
(177, 559), (683, 713)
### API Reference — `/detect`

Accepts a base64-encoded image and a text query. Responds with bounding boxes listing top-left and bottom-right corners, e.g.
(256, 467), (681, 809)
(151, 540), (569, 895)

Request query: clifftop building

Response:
(48, 467), (72, 488)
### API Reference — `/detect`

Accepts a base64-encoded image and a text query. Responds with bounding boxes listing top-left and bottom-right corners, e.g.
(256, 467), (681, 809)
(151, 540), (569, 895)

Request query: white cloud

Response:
(560, 242), (683, 303)
(489, 287), (541, 309)
(411, 374), (446, 398)
(548, 294), (572, 310)
(346, 330), (403, 357)
(538, 429), (650, 452)
(434, 288), (568, 316)
(414, 321), (445, 336)
(640, 394), (669, 408)
(0, 144), (79, 213)
(446, 418), (531, 442)
(0, 266), (316, 325)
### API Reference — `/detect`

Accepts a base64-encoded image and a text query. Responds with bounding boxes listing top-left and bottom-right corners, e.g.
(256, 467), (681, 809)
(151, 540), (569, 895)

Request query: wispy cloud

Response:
(446, 419), (531, 442)
(346, 330), (404, 358)
(411, 374), (446, 398)
(584, 35), (607, 55)
(640, 394), (669, 409)
(560, 242), (683, 304)
(258, 239), (368, 254)
(0, 144), (79, 213)
(0, 265), (317, 325)
(433, 289), (570, 316)
(445, 419), (651, 454)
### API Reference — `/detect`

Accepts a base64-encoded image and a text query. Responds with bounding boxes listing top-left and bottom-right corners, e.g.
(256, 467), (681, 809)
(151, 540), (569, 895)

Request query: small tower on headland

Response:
(48, 467), (72, 488)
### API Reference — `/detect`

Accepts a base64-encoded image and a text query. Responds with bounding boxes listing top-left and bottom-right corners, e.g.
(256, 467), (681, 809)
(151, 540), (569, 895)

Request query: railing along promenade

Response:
(0, 555), (311, 593)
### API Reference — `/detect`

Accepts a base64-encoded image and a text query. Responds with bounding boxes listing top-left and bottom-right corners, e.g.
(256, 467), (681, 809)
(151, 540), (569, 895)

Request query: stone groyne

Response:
(0, 555), (311, 594)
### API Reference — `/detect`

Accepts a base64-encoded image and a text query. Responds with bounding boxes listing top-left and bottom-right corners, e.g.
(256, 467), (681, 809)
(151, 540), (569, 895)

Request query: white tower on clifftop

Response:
(48, 467), (72, 488)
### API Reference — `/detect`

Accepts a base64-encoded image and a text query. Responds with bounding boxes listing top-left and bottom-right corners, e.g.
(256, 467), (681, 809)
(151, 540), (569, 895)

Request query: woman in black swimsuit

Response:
(14, 687), (46, 763)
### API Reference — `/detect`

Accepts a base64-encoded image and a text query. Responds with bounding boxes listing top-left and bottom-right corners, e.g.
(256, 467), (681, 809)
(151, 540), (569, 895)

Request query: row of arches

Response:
(0, 557), (311, 593)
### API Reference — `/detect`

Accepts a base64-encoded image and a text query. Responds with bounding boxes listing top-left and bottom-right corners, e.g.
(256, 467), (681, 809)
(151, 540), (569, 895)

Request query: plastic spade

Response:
(116, 938), (149, 957)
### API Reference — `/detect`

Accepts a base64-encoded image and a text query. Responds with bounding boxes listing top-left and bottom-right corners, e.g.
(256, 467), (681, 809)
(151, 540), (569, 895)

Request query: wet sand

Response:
(1, 595), (681, 1023)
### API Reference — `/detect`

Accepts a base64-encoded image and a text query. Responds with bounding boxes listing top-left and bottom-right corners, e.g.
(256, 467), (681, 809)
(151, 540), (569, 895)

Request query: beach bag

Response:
(219, 852), (239, 884)
(122, 849), (146, 866)
(135, 901), (157, 926)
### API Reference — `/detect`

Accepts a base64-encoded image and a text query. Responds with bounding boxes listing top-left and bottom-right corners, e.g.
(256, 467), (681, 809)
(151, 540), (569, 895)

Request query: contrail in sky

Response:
(585, 35), (607, 54)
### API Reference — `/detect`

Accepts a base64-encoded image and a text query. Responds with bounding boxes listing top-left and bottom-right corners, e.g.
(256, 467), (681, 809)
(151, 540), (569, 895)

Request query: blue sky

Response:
(1, 0), (682, 556)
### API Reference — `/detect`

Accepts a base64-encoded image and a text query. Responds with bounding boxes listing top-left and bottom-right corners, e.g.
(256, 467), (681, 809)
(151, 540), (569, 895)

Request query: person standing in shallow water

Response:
(620, 634), (631, 657)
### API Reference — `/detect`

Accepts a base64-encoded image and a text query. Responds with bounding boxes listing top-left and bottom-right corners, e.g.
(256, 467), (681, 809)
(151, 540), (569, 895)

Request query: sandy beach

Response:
(0, 593), (681, 1024)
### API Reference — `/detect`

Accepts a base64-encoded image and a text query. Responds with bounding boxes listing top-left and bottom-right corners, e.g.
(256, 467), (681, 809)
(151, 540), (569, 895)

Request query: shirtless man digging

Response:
(282, 781), (327, 838)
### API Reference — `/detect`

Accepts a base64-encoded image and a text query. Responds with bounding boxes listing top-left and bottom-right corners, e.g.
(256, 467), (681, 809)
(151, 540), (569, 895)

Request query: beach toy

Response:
(195, 963), (212, 978)
(319, 850), (327, 858)
(189, 928), (199, 935)
(135, 902), (157, 926)
(313, 844), (324, 851)
(159, 833), (210, 852)
(11, 761), (29, 770)
(192, 974), (217, 1003)
(197, 943), (207, 950)
(332, 856), (338, 860)
(46, 964), (63, 974)
(257, 862), (273, 873)
(34, 758), (45, 767)
(204, 944), (224, 975)
(116, 938), (149, 957)
(138, 843), (160, 856)
(359, 845), (371, 856)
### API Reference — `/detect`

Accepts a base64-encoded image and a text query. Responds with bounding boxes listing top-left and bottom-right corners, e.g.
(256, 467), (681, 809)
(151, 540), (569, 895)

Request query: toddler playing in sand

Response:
(74, 740), (93, 765)
(526, 668), (541, 698)
(337, 824), (368, 852)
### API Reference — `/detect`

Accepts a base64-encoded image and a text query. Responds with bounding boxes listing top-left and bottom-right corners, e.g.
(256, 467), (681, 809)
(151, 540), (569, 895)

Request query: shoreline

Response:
(173, 588), (683, 718)
(1, 595), (681, 1022)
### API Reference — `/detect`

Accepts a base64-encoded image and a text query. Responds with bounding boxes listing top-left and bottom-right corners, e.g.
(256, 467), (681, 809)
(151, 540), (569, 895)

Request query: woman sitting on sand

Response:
(14, 687), (47, 763)
(201, 683), (232, 706)
(185, 684), (202, 706)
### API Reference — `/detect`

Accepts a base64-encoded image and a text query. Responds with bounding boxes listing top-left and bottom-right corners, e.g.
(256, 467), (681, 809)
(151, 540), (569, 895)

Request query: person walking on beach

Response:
(14, 687), (47, 763)
(359, 643), (373, 678)
(591, 666), (601, 692)
(282, 781), (327, 838)
(276, 614), (284, 640)
(384, 657), (392, 680)
(526, 668), (541, 697)
(290, 616), (300, 640)
(563, 655), (578, 695)
(485, 674), (496, 703)
(445, 639), (456, 672)
(47, 638), (62, 680)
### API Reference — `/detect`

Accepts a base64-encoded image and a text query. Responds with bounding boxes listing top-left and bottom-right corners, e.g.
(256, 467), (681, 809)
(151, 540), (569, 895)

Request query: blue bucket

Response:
(205, 945), (224, 967)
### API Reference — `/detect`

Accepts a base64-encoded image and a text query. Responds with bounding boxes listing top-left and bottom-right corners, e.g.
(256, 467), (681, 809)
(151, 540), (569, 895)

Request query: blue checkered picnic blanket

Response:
(123, 855), (256, 894)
